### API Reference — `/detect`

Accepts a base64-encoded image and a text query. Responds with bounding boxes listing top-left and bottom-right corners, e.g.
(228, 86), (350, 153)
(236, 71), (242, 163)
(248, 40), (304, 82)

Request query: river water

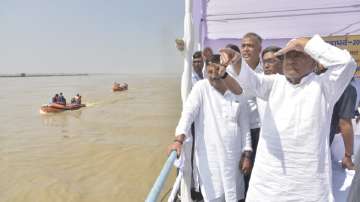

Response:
(0, 74), (181, 202)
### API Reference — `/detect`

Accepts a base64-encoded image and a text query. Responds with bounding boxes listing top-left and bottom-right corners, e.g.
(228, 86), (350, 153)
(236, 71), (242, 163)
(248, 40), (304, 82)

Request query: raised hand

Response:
(274, 37), (310, 56)
(202, 47), (213, 62)
(175, 38), (185, 52)
(219, 48), (241, 67)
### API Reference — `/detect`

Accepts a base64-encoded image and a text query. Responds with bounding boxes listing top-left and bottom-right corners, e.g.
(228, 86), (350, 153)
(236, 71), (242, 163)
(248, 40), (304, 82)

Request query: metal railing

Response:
(145, 150), (177, 202)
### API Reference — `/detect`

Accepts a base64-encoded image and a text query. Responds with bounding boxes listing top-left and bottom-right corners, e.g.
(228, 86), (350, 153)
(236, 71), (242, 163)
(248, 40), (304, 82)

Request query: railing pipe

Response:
(145, 150), (177, 202)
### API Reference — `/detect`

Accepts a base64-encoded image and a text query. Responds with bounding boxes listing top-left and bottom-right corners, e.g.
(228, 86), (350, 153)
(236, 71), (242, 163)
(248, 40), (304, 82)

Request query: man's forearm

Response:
(223, 75), (242, 95)
(339, 118), (354, 155)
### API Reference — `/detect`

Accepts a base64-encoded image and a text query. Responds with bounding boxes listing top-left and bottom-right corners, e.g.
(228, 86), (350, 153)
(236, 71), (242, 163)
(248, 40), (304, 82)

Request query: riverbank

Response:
(0, 73), (88, 78)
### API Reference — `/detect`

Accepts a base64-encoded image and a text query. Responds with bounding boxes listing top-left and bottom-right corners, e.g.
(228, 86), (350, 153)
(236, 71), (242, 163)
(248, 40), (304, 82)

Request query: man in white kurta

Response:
(223, 35), (356, 201)
(171, 55), (252, 201)
(257, 46), (284, 123)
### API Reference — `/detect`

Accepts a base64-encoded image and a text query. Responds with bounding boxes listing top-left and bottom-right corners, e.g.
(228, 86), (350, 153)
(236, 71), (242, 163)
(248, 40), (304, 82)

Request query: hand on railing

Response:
(167, 140), (182, 157)
(167, 134), (185, 157)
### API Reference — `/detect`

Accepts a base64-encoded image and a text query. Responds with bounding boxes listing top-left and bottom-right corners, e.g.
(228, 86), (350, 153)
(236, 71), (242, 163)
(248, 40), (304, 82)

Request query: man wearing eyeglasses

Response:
(257, 46), (284, 123)
(220, 35), (356, 202)
(262, 46), (284, 75)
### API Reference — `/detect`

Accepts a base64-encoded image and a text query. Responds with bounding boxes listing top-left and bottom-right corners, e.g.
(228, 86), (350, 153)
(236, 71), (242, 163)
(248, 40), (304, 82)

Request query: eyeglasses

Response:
(192, 60), (203, 64)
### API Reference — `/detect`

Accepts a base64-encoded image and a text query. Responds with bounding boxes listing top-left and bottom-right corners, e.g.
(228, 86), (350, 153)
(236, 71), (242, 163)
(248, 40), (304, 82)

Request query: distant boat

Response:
(112, 82), (128, 92)
(40, 103), (86, 114)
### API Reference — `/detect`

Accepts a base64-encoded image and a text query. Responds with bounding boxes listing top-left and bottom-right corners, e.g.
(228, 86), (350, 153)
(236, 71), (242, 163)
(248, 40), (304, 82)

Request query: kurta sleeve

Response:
(234, 61), (276, 101)
(304, 34), (357, 103)
(236, 96), (252, 152)
(175, 82), (203, 138)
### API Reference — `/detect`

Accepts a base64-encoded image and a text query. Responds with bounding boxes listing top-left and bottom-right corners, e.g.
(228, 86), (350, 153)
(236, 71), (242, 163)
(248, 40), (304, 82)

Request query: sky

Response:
(0, 0), (185, 74)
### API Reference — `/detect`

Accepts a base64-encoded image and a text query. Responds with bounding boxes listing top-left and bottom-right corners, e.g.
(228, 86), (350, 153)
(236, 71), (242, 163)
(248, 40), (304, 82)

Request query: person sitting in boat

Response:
(113, 82), (128, 91)
(58, 92), (66, 105)
(75, 94), (82, 104)
(70, 97), (76, 104)
(70, 94), (82, 105)
(51, 94), (59, 103)
(113, 82), (120, 88)
(120, 83), (128, 90)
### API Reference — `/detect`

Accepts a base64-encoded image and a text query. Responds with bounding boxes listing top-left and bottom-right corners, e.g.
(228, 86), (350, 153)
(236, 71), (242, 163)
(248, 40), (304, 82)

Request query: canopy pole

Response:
(178, 0), (194, 202)
(181, 0), (194, 104)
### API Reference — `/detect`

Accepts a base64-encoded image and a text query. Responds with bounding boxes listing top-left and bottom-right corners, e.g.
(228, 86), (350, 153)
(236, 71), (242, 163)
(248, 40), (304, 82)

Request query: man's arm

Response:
(237, 97), (253, 175)
(169, 82), (203, 155)
(304, 35), (357, 102)
(339, 118), (354, 156)
(236, 61), (276, 100)
(234, 96), (253, 152)
(222, 72), (243, 95)
(219, 48), (275, 99)
(336, 85), (357, 169)
(176, 82), (203, 138)
(339, 118), (356, 170)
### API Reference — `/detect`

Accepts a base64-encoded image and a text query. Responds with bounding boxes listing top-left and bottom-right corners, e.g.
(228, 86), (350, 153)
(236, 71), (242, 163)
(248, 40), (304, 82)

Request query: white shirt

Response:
(190, 71), (203, 192)
(202, 63), (207, 79)
(175, 79), (252, 201)
(256, 73), (285, 125)
(256, 97), (267, 124)
(236, 35), (356, 202)
(191, 72), (202, 86)
(246, 63), (263, 129)
(227, 62), (262, 129)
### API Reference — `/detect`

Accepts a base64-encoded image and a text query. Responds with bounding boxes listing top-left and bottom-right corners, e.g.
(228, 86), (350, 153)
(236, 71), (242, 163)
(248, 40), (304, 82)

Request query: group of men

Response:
(51, 92), (67, 105)
(51, 92), (82, 105)
(169, 33), (359, 201)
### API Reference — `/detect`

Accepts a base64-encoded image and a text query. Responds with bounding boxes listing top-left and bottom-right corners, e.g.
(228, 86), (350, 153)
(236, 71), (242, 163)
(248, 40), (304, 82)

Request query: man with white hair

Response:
(240, 33), (263, 195)
(220, 34), (356, 201)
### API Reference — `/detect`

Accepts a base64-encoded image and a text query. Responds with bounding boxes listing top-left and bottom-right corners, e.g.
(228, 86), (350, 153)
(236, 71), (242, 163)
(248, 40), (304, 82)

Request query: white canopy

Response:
(204, 0), (360, 40)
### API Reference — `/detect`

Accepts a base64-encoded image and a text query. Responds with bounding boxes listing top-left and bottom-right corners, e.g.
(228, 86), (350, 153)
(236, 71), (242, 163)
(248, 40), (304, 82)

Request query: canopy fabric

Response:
(201, 0), (360, 41)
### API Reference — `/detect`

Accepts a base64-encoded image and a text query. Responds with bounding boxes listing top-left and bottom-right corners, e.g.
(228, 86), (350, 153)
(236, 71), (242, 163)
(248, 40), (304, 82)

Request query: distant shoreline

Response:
(0, 73), (181, 78)
(0, 73), (89, 78)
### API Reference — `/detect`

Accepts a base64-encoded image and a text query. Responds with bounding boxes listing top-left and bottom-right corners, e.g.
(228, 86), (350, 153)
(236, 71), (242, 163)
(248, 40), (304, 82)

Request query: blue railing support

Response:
(145, 150), (177, 202)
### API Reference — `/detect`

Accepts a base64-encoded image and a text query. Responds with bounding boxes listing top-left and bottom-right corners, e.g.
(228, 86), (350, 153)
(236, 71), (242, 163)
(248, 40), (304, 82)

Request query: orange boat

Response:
(112, 83), (128, 92)
(40, 103), (86, 114)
